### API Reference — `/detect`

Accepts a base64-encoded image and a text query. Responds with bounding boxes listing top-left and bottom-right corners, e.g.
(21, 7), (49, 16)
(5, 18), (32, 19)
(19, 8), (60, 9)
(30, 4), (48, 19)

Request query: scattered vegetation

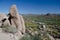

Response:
(22, 14), (60, 40)
(0, 13), (60, 40)
(1, 25), (17, 34)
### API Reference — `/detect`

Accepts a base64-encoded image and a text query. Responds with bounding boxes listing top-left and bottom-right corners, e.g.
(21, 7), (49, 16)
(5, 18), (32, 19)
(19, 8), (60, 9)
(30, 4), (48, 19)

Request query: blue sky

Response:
(0, 0), (60, 14)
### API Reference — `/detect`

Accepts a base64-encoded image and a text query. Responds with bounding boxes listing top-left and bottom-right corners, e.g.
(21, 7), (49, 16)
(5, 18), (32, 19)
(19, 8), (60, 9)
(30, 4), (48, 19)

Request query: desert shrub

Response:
(20, 33), (41, 40)
(1, 25), (17, 34)
(20, 33), (33, 40)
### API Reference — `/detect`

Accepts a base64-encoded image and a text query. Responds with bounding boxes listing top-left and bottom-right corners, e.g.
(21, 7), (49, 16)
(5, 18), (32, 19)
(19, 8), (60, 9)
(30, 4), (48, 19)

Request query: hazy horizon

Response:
(0, 0), (60, 14)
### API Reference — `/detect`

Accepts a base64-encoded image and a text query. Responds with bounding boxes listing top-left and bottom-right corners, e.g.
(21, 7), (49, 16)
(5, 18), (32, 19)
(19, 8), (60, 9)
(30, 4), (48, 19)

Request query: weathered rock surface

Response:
(0, 30), (14, 40)
(0, 28), (23, 40)
(19, 15), (25, 34)
(0, 4), (25, 40)
(0, 14), (10, 26)
(9, 4), (25, 34)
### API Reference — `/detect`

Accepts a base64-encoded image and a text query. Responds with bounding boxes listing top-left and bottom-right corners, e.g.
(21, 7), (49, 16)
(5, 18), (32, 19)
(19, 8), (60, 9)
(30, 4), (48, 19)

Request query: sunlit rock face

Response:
(0, 5), (25, 40)
(9, 4), (25, 34)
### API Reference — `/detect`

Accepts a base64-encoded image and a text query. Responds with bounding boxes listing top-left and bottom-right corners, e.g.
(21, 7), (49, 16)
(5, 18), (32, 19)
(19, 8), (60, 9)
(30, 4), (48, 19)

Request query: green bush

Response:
(1, 25), (17, 34)
(20, 33), (33, 40)
(20, 33), (41, 40)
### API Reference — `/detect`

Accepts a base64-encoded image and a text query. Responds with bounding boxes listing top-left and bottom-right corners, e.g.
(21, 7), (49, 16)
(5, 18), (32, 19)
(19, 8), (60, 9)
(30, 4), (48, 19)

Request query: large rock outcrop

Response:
(0, 5), (25, 40)
(9, 4), (25, 40)
(9, 5), (25, 34)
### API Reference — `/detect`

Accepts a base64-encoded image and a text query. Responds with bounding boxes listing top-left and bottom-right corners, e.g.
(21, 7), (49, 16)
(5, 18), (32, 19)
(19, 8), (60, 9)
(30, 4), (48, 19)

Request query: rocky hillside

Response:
(0, 4), (60, 40)
(21, 14), (60, 40)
